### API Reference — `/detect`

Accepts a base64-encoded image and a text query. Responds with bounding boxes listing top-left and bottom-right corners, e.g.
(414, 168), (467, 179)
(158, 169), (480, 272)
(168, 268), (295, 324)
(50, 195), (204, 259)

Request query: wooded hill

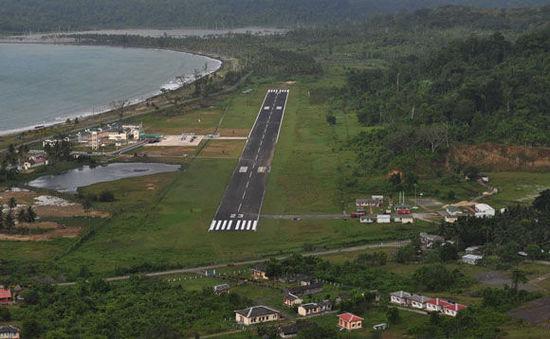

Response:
(1, 0), (550, 33)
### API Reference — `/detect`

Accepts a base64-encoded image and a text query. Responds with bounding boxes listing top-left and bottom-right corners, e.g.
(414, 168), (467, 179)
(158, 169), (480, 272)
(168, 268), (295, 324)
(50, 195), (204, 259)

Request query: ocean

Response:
(0, 43), (221, 134)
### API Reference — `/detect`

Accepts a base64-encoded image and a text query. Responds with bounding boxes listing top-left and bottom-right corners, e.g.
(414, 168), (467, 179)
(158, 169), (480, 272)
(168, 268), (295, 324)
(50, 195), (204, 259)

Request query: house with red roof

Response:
(0, 288), (12, 304)
(441, 300), (467, 317)
(338, 312), (363, 331)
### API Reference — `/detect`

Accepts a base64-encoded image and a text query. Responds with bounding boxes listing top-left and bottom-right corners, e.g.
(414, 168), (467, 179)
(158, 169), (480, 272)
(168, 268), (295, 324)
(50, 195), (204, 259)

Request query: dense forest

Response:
(1, 0), (550, 33)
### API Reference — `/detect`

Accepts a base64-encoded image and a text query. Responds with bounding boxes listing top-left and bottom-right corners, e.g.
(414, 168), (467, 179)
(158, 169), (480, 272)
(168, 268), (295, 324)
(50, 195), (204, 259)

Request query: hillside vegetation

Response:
(1, 0), (550, 33)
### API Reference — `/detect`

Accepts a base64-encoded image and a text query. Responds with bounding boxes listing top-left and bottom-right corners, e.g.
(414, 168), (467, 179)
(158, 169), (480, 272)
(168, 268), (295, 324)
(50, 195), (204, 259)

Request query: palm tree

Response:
(8, 197), (17, 209)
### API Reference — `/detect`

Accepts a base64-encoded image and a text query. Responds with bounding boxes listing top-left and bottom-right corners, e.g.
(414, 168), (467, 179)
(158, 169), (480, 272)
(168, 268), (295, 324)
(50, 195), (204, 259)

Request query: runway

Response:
(209, 89), (289, 232)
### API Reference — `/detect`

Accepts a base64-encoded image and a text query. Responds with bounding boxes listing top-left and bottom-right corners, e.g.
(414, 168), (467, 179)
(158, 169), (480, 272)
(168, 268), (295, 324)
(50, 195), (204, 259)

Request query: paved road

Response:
(209, 89), (289, 232)
(56, 240), (408, 287)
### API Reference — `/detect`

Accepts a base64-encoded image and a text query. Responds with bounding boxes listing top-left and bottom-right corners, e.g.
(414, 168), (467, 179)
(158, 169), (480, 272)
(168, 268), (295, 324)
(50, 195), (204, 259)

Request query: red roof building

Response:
(338, 312), (364, 331)
(0, 289), (12, 304)
(441, 300), (467, 317)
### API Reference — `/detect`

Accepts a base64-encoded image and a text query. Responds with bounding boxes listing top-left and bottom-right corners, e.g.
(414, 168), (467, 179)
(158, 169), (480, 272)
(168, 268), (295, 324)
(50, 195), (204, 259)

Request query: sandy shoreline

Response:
(0, 42), (223, 137)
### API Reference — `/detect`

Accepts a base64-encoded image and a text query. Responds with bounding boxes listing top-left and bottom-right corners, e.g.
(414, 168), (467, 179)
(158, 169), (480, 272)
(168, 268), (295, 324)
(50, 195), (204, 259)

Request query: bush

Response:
(98, 191), (115, 202)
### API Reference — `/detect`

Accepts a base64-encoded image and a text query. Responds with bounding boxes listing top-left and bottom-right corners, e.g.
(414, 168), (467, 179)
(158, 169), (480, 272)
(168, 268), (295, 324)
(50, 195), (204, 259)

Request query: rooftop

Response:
(338, 312), (364, 322)
(235, 305), (280, 318)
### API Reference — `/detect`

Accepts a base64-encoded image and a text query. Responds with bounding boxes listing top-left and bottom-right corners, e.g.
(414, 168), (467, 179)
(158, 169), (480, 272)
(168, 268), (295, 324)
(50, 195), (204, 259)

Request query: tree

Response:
(8, 197), (17, 209)
(525, 244), (542, 260)
(22, 319), (42, 338)
(4, 211), (15, 231)
(326, 114), (336, 125)
(395, 244), (416, 263)
(438, 243), (459, 262)
(98, 191), (115, 202)
(27, 206), (37, 222)
(533, 189), (550, 213)
(386, 307), (400, 324)
(511, 269), (528, 292)
(17, 209), (27, 223)
(413, 265), (469, 292)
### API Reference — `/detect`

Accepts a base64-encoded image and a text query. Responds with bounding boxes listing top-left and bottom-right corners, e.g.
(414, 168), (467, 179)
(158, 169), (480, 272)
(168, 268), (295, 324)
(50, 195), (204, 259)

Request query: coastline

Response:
(0, 42), (223, 137)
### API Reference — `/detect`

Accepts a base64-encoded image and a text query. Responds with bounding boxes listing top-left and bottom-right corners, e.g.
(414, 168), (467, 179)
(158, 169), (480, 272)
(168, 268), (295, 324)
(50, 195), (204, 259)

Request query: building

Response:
(251, 264), (269, 280)
(401, 215), (414, 224)
(298, 276), (316, 286)
(338, 313), (363, 331)
(462, 254), (483, 265)
(283, 292), (303, 307)
(0, 288), (12, 304)
(0, 326), (20, 339)
(356, 197), (382, 208)
(373, 323), (388, 331)
(22, 154), (49, 170)
(441, 300), (467, 317)
(360, 216), (374, 223)
(213, 284), (230, 295)
(419, 232), (445, 248)
(465, 246), (481, 254)
(278, 323), (298, 338)
(376, 214), (391, 224)
(474, 203), (495, 218)
(395, 205), (412, 215)
(108, 132), (128, 141)
(43, 137), (70, 147)
(297, 300), (332, 316)
(426, 298), (444, 312)
(409, 294), (429, 309)
(235, 306), (281, 326)
(390, 291), (411, 305)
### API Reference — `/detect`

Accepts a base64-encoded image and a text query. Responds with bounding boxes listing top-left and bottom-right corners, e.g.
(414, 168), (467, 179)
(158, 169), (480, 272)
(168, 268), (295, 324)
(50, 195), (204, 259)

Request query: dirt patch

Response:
(450, 144), (550, 171)
(0, 190), (36, 205)
(476, 271), (538, 292)
(34, 205), (110, 218)
(17, 221), (60, 229)
(508, 297), (550, 329)
(200, 140), (245, 158)
(0, 227), (80, 241)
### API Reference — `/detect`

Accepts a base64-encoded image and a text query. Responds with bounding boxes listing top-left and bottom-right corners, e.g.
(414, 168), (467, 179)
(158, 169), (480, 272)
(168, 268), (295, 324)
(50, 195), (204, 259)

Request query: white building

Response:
(376, 214), (391, 224)
(474, 203), (495, 218)
(235, 306), (280, 326)
(390, 291), (411, 305)
(462, 254), (483, 265)
(108, 132), (128, 141)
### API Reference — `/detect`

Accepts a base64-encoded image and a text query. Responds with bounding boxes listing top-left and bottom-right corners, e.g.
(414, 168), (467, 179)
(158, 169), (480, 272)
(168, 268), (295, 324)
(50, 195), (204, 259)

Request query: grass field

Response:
(3, 73), (546, 280)
(485, 172), (550, 208)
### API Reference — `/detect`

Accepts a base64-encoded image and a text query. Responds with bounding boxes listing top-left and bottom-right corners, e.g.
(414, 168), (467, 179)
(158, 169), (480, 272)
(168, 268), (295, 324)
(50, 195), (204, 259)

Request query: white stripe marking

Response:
(215, 220), (222, 231)
(252, 220), (258, 231)
(247, 220), (252, 230)
(209, 220), (216, 231)
(236, 220), (241, 230)
(221, 220), (228, 231)
(227, 220), (233, 231)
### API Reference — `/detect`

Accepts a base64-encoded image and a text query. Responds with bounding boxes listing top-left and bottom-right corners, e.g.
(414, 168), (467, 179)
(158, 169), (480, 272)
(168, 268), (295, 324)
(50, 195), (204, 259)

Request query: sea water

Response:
(0, 43), (220, 134)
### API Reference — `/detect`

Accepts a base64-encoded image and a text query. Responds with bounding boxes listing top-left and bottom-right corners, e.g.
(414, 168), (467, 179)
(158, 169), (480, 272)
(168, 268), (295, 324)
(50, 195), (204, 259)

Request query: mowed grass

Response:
(485, 171), (550, 208)
(52, 78), (436, 275)
(262, 78), (354, 214)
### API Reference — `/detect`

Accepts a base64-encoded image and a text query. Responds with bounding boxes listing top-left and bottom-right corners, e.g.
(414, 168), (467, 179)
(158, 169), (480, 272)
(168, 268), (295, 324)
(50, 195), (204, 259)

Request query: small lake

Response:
(28, 162), (181, 192)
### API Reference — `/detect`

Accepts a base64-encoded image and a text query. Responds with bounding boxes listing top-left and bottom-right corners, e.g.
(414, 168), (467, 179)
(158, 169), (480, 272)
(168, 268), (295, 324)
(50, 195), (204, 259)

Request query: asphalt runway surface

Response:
(209, 89), (288, 232)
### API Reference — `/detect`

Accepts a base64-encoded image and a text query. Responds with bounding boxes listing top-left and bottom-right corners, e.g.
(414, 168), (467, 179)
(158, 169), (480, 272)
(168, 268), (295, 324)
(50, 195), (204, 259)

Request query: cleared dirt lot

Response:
(508, 297), (550, 329)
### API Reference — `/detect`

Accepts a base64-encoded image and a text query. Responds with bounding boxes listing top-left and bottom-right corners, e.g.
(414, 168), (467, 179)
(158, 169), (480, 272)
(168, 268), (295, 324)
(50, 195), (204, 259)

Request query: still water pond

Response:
(28, 162), (180, 192)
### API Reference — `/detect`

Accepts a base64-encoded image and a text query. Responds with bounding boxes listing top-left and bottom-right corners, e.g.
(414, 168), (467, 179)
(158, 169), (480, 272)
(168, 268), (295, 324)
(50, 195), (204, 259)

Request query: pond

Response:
(28, 162), (181, 192)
